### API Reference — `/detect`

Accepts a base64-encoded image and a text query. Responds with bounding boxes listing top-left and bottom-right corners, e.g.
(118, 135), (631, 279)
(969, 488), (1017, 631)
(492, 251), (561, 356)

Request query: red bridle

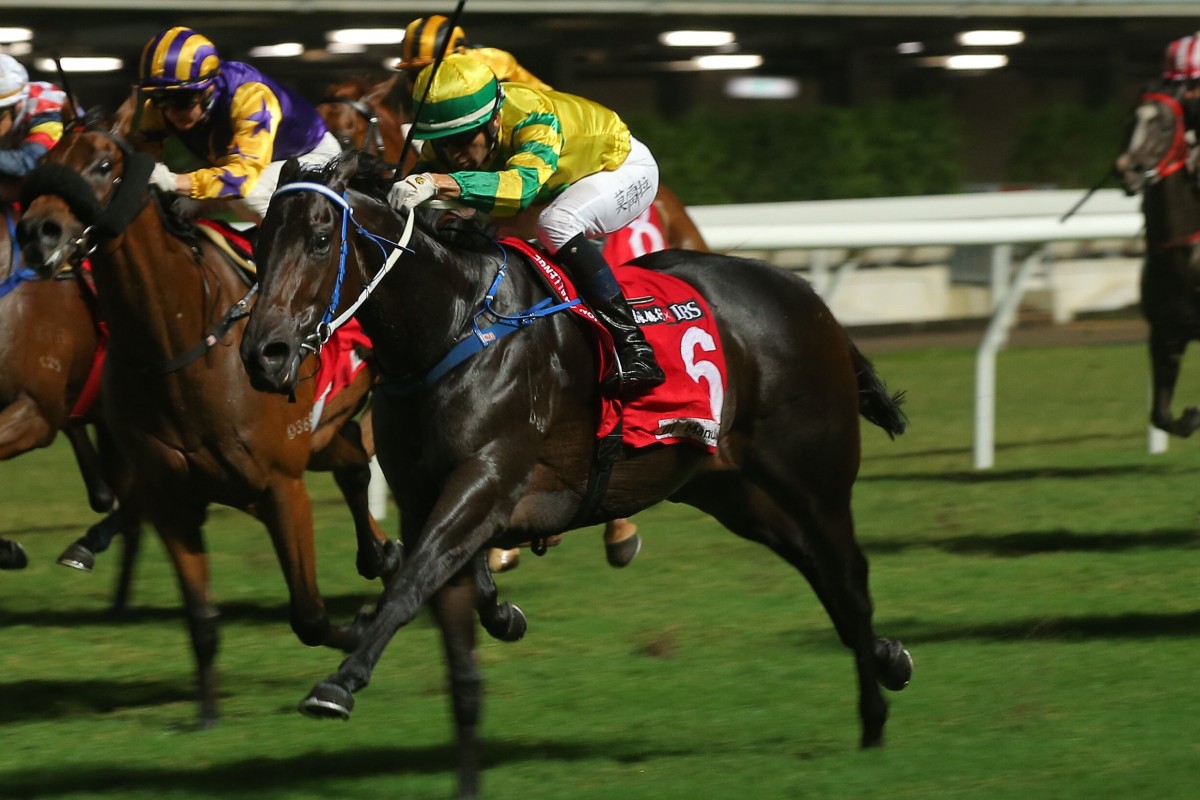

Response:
(1138, 92), (1192, 181)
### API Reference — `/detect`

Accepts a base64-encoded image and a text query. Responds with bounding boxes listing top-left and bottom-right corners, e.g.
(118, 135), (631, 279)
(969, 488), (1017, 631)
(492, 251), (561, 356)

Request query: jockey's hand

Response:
(149, 163), (178, 194)
(387, 173), (439, 211)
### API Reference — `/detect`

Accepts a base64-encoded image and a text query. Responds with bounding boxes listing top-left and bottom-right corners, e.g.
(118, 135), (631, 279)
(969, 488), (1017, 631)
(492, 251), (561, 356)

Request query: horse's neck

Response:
(356, 231), (498, 379)
(1143, 174), (1200, 246)
(92, 208), (239, 365)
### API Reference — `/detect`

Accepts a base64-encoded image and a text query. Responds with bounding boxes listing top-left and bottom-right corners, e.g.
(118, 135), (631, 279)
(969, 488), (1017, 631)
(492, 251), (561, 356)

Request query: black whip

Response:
(396, 0), (468, 177)
(51, 54), (80, 126)
(1059, 168), (1114, 224)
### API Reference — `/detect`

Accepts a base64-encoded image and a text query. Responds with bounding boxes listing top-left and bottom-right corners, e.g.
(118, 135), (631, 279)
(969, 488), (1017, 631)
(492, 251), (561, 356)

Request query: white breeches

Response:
(536, 136), (659, 254)
(236, 132), (343, 222)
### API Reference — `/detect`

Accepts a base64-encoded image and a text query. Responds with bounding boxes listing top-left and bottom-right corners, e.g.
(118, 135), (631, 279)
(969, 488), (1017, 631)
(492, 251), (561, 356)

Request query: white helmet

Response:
(0, 54), (29, 109)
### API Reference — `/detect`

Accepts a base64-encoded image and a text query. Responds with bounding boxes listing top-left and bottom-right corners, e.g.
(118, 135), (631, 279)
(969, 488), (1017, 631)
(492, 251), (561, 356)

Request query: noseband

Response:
(269, 182), (414, 356)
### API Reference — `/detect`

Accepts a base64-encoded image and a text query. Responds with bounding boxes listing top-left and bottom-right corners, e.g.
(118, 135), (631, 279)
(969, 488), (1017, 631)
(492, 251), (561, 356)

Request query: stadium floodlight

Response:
(249, 43), (304, 58)
(945, 54), (1008, 70)
(956, 30), (1025, 47)
(0, 27), (32, 43)
(726, 76), (799, 99)
(659, 30), (736, 48)
(326, 28), (406, 46)
(693, 54), (763, 71)
(34, 57), (123, 72)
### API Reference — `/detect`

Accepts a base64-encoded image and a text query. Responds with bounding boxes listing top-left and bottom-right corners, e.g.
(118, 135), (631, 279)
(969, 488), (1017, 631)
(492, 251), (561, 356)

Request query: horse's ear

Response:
(330, 151), (359, 190)
(113, 95), (137, 137)
(279, 157), (303, 186)
(365, 74), (398, 106)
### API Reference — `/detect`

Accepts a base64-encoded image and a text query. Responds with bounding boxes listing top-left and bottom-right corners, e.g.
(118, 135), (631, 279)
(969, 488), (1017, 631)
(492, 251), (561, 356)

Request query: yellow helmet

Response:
(138, 26), (221, 91)
(410, 53), (503, 140)
(398, 15), (468, 72)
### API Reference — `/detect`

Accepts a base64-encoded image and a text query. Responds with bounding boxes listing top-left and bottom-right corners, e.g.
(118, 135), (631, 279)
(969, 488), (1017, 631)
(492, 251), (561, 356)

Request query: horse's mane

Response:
(293, 154), (502, 259)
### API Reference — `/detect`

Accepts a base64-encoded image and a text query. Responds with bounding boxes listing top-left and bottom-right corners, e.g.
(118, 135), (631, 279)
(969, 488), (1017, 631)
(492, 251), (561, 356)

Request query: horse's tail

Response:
(851, 342), (907, 439)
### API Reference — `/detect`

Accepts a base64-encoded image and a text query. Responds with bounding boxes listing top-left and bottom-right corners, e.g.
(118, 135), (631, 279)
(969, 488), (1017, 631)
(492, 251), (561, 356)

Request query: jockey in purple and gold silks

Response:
(133, 26), (340, 223)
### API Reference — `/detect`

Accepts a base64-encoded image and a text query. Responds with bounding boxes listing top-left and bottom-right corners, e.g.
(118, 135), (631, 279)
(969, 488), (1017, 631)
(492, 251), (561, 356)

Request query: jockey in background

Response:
(132, 26), (341, 223)
(0, 55), (69, 201)
(1160, 34), (1200, 177)
(389, 53), (665, 397)
(395, 15), (552, 93)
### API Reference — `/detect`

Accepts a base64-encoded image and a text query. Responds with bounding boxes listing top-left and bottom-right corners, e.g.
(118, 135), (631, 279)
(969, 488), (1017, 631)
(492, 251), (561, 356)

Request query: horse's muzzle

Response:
(240, 332), (302, 395)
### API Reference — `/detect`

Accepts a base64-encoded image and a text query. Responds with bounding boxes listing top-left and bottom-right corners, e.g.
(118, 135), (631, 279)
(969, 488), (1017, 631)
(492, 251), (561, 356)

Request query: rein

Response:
(272, 181), (415, 356)
(273, 182), (580, 392)
(0, 207), (37, 299)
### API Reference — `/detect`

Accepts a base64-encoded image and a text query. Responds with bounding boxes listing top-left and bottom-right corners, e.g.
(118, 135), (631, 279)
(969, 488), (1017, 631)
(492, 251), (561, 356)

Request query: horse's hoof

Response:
(483, 602), (527, 643)
(55, 539), (96, 573)
(357, 538), (403, 581)
(488, 548), (520, 573)
(299, 682), (355, 720)
(0, 540), (28, 570)
(875, 638), (913, 691)
(605, 533), (641, 568)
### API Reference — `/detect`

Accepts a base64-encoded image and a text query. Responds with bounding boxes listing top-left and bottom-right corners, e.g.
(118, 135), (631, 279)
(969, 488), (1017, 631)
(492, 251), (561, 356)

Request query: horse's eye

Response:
(311, 232), (331, 252)
(96, 159), (114, 177)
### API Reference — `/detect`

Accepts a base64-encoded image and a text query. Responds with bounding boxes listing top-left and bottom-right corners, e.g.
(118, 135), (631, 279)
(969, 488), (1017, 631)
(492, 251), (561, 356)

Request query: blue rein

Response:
(0, 207), (38, 300)
(271, 181), (580, 393)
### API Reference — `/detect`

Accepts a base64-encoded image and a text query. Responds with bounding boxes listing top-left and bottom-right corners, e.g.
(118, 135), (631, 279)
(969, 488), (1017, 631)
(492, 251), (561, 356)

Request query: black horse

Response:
(240, 152), (912, 798)
(1116, 86), (1200, 436)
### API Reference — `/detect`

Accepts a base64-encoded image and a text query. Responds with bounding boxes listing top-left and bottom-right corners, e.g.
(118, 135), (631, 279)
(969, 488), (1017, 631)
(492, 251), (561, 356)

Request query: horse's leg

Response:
(474, 550), (526, 642)
(602, 517), (640, 568)
(677, 473), (909, 749)
(0, 393), (53, 460)
(0, 536), (28, 570)
(431, 564), (485, 799)
(63, 424), (116, 513)
(300, 459), (524, 717)
(153, 501), (221, 726)
(111, 508), (143, 614)
(1148, 330), (1200, 435)
(256, 477), (360, 652)
(317, 419), (402, 581)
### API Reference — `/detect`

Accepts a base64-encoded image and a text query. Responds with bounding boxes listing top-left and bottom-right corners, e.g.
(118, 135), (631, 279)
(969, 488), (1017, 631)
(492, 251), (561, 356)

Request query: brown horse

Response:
(1115, 86), (1200, 436)
(0, 202), (142, 598)
(316, 76), (709, 571)
(240, 153), (912, 798)
(15, 114), (400, 727)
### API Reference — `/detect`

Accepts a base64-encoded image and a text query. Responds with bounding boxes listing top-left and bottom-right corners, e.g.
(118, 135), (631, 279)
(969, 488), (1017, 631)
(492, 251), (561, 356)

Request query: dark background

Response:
(3, 3), (1196, 188)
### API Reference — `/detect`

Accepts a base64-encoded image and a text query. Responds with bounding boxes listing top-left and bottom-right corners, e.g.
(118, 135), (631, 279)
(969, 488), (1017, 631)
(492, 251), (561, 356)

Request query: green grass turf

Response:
(1, 338), (1198, 799)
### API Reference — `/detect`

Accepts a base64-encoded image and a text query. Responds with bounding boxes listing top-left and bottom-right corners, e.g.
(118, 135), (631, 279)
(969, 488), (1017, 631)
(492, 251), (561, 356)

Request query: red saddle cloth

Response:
(501, 237), (726, 453)
(68, 260), (107, 421)
(602, 203), (667, 265)
(310, 318), (373, 427)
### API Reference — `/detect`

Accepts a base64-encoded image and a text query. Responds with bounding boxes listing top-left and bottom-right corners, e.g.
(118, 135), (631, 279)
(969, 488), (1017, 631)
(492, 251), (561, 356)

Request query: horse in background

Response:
(0, 199), (142, 599)
(1116, 86), (1200, 436)
(317, 74), (413, 175)
(241, 152), (912, 798)
(16, 114), (400, 726)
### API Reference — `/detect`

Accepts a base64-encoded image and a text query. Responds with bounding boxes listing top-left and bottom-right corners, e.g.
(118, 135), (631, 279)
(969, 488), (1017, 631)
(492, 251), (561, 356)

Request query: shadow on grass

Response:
(0, 592), (377, 629)
(860, 463), (1180, 483)
(0, 738), (695, 798)
(894, 609), (1200, 643)
(0, 678), (192, 725)
(866, 431), (1150, 463)
(865, 527), (1200, 557)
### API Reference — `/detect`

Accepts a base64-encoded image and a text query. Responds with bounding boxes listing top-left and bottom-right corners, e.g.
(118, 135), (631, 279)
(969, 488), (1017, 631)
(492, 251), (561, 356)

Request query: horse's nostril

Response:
(260, 341), (292, 371)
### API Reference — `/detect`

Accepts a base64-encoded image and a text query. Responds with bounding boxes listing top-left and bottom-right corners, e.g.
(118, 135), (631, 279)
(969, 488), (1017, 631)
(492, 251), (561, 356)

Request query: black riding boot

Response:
(555, 233), (665, 396)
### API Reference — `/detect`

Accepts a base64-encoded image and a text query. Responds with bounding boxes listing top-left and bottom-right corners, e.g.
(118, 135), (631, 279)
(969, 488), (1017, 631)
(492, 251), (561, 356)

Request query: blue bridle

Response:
(0, 207), (38, 301)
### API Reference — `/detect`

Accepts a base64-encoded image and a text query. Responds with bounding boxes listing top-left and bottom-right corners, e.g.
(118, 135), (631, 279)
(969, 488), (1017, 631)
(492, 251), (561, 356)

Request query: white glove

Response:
(388, 173), (439, 211)
(149, 163), (178, 194)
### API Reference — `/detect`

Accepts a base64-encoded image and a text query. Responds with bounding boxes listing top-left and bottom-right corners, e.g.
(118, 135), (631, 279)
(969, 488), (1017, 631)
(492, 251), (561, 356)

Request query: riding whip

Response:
(1059, 168), (1114, 224)
(395, 0), (468, 177)
(51, 54), (80, 126)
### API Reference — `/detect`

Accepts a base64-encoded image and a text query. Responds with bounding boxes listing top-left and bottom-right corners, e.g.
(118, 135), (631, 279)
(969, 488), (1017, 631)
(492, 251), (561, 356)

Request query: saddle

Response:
(501, 237), (727, 453)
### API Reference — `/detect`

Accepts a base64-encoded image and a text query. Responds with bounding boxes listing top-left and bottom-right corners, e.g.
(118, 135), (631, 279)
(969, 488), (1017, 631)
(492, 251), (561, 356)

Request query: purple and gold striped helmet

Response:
(138, 27), (221, 91)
